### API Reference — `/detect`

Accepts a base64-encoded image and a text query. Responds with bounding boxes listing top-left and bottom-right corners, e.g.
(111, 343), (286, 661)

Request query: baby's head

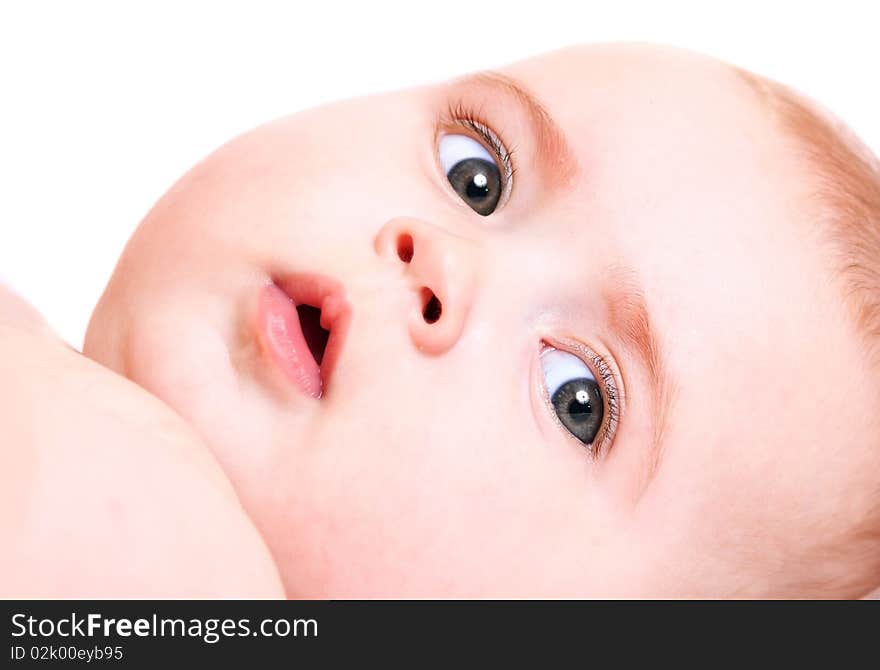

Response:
(85, 43), (880, 597)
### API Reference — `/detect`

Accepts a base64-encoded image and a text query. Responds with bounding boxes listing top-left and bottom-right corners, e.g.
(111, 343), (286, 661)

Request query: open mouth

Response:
(256, 274), (350, 399)
(296, 304), (329, 365)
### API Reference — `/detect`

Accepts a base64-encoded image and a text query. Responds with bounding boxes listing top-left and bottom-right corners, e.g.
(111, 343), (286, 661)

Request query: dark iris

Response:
(550, 378), (603, 445)
(446, 157), (502, 216)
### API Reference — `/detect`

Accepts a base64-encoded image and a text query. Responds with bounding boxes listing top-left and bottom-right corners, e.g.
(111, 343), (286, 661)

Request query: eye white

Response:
(540, 347), (596, 396)
(438, 134), (496, 174)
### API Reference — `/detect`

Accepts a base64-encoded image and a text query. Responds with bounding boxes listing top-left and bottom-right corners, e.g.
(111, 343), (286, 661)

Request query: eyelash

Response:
(437, 100), (517, 200)
(543, 340), (622, 457)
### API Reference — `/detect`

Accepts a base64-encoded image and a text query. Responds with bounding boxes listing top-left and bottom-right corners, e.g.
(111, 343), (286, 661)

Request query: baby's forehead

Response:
(495, 43), (759, 119)
(463, 44), (798, 205)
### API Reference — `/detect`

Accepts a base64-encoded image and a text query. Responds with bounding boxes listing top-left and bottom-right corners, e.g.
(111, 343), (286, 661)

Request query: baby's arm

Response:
(0, 286), (284, 597)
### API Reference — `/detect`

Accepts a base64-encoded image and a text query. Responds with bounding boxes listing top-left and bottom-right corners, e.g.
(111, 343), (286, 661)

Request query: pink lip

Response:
(256, 273), (351, 399)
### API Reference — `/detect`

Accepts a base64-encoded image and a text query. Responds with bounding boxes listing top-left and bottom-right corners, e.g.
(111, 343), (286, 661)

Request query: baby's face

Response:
(86, 43), (880, 597)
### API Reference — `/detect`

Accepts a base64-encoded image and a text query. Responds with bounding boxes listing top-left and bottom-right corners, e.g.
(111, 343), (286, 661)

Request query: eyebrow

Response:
(603, 266), (676, 494)
(449, 70), (580, 187)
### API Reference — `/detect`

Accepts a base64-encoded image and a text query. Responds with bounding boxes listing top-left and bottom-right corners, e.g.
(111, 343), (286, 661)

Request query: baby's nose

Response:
(373, 216), (479, 355)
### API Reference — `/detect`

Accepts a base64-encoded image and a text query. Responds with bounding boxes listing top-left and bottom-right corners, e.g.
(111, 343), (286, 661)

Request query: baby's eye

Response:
(540, 347), (604, 446)
(438, 134), (503, 216)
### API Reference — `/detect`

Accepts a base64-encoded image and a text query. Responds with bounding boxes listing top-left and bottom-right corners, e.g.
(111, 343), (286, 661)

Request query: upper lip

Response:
(273, 272), (351, 395)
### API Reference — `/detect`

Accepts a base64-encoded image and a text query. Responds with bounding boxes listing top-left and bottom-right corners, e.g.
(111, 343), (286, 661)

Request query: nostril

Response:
(397, 234), (414, 263)
(421, 288), (442, 324)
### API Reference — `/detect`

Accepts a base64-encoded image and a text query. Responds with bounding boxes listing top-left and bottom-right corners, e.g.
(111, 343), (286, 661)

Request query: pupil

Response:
(550, 377), (603, 445)
(446, 157), (502, 216)
(466, 173), (490, 200)
(567, 397), (592, 423)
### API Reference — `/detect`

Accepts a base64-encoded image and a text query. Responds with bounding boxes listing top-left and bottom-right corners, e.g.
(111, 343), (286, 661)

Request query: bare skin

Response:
(0, 285), (284, 597)
(5, 43), (879, 597)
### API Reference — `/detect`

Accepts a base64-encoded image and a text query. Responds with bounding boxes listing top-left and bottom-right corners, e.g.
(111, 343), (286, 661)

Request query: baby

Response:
(4, 42), (880, 598)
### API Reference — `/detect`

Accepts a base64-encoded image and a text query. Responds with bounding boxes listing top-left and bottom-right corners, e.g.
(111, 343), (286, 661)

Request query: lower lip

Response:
(257, 282), (322, 398)
(255, 275), (350, 399)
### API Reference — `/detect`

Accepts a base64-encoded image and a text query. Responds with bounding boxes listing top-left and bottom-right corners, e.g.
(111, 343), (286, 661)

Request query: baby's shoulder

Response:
(0, 282), (55, 338)
(0, 289), (207, 464)
(0, 288), (283, 597)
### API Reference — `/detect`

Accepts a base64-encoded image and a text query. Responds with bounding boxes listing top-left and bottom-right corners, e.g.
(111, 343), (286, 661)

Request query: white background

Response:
(2, 0), (878, 348)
